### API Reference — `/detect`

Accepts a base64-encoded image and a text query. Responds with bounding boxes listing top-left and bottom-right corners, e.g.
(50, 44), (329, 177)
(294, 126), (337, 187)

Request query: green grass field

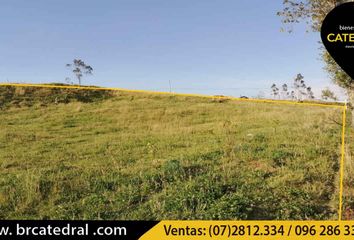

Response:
(0, 86), (344, 220)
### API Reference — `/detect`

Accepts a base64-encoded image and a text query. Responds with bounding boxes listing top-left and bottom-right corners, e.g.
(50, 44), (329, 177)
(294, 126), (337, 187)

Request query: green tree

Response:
(306, 86), (315, 99)
(321, 88), (338, 101)
(66, 59), (93, 85)
(282, 84), (289, 99)
(271, 84), (280, 99)
(290, 90), (296, 100)
(277, 0), (353, 99)
(293, 73), (306, 100)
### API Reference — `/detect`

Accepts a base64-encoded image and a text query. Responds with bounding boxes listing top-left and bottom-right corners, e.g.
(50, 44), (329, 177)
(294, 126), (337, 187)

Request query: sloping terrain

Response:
(0, 86), (343, 220)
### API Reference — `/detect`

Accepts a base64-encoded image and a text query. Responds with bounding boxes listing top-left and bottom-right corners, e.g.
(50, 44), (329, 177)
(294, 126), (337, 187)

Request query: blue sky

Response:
(0, 0), (345, 98)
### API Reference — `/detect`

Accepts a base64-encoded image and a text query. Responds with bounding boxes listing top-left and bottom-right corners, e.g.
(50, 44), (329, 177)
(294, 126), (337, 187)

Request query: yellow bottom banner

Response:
(140, 221), (354, 240)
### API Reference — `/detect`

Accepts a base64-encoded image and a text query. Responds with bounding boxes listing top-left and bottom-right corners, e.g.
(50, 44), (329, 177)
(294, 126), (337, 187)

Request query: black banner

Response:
(321, 2), (354, 79)
(0, 221), (159, 239)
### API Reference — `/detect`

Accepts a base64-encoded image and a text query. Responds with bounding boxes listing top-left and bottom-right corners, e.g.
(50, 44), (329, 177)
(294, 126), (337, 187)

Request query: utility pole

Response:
(169, 80), (172, 93)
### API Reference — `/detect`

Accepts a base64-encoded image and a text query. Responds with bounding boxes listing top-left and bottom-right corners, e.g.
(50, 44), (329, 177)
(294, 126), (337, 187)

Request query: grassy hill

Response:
(0, 86), (344, 220)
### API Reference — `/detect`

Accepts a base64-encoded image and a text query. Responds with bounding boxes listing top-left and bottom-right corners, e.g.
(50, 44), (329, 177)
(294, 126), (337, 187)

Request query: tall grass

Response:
(0, 87), (343, 220)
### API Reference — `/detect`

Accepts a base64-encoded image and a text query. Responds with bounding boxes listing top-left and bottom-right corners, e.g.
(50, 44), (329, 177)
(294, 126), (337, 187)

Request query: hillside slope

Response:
(0, 86), (343, 220)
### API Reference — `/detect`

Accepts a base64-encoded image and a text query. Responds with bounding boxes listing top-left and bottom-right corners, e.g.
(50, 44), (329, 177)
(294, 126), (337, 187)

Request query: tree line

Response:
(271, 73), (338, 101)
(271, 73), (314, 100)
